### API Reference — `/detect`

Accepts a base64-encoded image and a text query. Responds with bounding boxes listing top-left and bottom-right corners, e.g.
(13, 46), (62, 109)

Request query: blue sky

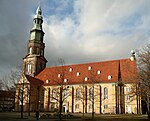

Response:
(0, 0), (150, 80)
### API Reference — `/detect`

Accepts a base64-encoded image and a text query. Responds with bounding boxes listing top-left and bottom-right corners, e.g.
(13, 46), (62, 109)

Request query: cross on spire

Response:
(38, 0), (40, 8)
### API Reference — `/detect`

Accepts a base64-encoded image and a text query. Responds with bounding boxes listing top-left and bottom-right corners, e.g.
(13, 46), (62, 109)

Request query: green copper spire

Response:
(30, 1), (44, 42)
(36, 6), (42, 15)
(32, 1), (43, 31)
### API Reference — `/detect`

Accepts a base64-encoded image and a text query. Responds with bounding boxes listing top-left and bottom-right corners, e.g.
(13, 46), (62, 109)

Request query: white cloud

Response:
(1, 0), (150, 79)
(42, 0), (150, 65)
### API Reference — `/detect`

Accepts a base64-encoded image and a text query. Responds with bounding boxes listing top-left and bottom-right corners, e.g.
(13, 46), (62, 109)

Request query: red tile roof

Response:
(36, 58), (137, 86)
(120, 59), (137, 83)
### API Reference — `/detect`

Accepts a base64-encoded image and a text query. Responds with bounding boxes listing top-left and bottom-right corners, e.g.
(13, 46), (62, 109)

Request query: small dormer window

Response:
(88, 66), (92, 70)
(46, 80), (49, 84)
(85, 77), (88, 81)
(69, 68), (73, 72)
(97, 70), (101, 75)
(64, 79), (68, 82)
(108, 75), (112, 80)
(76, 72), (80, 76)
(58, 74), (61, 78)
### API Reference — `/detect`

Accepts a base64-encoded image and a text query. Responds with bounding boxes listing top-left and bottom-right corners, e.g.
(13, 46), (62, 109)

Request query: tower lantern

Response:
(130, 50), (136, 61)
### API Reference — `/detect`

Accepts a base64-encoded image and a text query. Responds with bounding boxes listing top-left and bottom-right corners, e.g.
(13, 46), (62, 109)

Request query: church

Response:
(15, 5), (141, 114)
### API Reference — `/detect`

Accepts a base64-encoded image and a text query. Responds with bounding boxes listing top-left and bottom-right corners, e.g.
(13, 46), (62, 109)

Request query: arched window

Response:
(27, 63), (32, 74)
(89, 87), (93, 101)
(104, 87), (108, 99)
(52, 89), (57, 99)
(76, 88), (81, 100)
(29, 47), (32, 54)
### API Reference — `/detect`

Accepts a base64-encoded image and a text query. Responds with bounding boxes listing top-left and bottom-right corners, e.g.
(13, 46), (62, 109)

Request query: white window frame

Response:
(29, 47), (32, 54)
(27, 63), (32, 74)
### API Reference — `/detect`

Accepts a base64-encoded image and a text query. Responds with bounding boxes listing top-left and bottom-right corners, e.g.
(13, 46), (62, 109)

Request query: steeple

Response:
(30, 2), (44, 42)
(23, 3), (47, 77)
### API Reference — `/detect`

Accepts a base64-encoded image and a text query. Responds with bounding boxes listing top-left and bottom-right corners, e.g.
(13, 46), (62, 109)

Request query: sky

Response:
(0, 0), (150, 78)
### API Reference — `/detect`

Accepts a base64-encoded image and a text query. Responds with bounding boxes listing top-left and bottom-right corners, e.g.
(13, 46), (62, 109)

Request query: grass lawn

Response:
(0, 112), (148, 121)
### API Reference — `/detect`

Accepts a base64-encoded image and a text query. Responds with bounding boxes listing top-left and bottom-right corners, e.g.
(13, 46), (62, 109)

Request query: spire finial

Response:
(36, 0), (42, 15)
(38, 0), (40, 8)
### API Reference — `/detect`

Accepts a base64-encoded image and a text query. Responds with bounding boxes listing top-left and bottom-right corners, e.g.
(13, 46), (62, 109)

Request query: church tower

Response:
(23, 5), (47, 77)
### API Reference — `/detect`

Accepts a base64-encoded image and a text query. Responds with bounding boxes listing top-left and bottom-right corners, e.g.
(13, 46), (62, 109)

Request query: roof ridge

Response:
(44, 58), (130, 69)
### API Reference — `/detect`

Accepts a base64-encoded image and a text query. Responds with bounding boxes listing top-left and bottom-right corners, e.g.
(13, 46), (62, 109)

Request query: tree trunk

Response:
(92, 85), (94, 120)
(21, 103), (23, 119)
(59, 87), (63, 121)
(148, 112), (150, 120)
(83, 102), (84, 118)
(85, 86), (87, 113)
(82, 86), (85, 118)
(21, 85), (24, 119)
(72, 87), (74, 113)
(28, 90), (31, 116)
(99, 85), (102, 114)
(147, 96), (150, 120)
(147, 104), (150, 120)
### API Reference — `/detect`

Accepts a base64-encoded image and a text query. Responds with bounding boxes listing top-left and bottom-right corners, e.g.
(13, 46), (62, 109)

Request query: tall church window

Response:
(76, 88), (81, 100)
(104, 105), (108, 109)
(27, 63), (32, 74)
(52, 89), (58, 99)
(89, 87), (94, 101)
(75, 104), (79, 111)
(63, 89), (68, 99)
(104, 87), (108, 99)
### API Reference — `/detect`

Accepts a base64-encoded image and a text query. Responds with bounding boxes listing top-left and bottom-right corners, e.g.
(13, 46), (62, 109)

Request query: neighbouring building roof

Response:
(36, 58), (137, 86)
(0, 90), (15, 98)
(25, 75), (44, 86)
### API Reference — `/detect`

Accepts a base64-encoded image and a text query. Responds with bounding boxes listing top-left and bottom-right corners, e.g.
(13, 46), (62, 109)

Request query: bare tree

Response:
(75, 84), (87, 118)
(49, 58), (72, 120)
(74, 69), (101, 120)
(16, 76), (30, 119)
(137, 44), (150, 119)
(0, 79), (4, 90)
(1, 65), (22, 91)
(88, 69), (100, 120)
